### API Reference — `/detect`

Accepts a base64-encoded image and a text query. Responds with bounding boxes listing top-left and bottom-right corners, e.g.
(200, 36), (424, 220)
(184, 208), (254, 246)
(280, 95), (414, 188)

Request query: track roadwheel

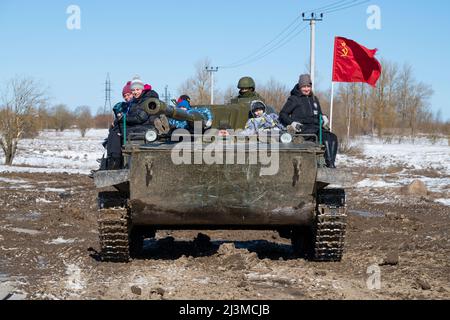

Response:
(311, 205), (347, 262)
(98, 207), (131, 262)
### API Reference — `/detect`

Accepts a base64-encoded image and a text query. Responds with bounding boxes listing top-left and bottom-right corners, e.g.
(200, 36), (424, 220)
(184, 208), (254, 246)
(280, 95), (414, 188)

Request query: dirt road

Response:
(0, 172), (449, 300)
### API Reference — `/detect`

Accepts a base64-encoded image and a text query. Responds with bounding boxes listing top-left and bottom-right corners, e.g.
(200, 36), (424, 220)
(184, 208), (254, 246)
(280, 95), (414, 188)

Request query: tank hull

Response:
(127, 144), (320, 227)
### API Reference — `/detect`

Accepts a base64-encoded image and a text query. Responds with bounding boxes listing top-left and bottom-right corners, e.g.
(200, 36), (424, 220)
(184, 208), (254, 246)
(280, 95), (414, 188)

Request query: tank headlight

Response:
(280, 133), (293, 144)
(145, 129), (158, 143)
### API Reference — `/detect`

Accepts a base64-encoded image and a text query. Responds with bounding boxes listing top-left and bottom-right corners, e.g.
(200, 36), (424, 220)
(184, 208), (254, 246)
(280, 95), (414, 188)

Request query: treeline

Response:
(316, 59), (449, 141)
(180, 58), (449, 141)
(29, 104), (113, 137)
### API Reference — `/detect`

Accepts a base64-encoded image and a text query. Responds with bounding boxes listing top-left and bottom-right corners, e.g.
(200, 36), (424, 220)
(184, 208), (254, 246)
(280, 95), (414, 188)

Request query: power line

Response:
(303, 0), (357, 14)
(322, 0), (370, 14)
(219, 2), (344, 69)
(221, 22), (307, 69)
(226, 24), (309, 69)
(218, 0), (370, 69)
(220, 16), (304, 68)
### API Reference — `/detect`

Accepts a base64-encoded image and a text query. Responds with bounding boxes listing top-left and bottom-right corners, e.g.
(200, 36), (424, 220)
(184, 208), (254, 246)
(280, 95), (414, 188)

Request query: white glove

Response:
(290, 121), (303, 133)
(205, 120), (213, 128)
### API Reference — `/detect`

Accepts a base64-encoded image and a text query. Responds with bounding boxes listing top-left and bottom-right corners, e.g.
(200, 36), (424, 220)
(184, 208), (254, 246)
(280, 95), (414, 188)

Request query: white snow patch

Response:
(36, 198), (53, 204)
(0, 166), (91, 175)
(435, 199), (450, 206)
(339, 136), (450, 174)
(355, 179), (399, 189)
(0, 177), (29, 184)
(0, 129), (107, 175)
(339, 136), (450, 193)
(44, 188), (67, 193)
(5, 227), (42, 235)
(395, 176), (450, 193)
(45, 237), (78, 245)
(65, 264), (85, 292)
(0, 177), (34, 189)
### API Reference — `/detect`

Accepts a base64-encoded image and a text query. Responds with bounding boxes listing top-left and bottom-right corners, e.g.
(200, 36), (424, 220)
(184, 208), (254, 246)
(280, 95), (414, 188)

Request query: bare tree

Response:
(222, 85), (235, 104)
(408, 82), (433, 138)
(328, 58), (437, 140)
(259, 78), (290, 112)
(51, 104), (74, 132)
(75, 106), (93, 137)
(178, 58), (221, 105)
(0, 77), (47, 165)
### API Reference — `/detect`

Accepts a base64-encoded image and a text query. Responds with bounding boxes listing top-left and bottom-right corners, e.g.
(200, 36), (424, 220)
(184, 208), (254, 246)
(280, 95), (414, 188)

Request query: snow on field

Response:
(0, 130), (448, 204)
(338, 136), (449, 203)
(0, 129), (108, 175)
(338, 136), (449, 174)
(436, 199), (450, 206)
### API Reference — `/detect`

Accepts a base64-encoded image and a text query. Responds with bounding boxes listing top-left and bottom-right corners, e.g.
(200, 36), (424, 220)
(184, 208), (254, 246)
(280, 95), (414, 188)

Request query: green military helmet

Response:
(237, 77), (256, 90)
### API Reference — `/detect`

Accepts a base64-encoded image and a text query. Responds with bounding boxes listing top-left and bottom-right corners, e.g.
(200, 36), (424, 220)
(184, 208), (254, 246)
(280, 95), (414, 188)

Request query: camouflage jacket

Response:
(230, 91), (266, 105)
(240, 113), (284, 136)
(169, 107), (213, 130)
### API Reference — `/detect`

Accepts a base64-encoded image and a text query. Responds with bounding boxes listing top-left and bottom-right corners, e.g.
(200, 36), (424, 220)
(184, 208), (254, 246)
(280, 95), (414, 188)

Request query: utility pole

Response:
(104, 73), (112, 128)
(164, 85), (170, 106)
(205, 66), (218, 104)
(302, 12), (323, 92)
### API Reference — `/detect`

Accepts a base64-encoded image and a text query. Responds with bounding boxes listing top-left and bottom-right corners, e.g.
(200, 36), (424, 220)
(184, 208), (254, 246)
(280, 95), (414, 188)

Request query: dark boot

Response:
(106, 157), (123, 170)
(89, 156), (108, 178)
(323, 131), (338, 169)
(99, 156), (108, 170)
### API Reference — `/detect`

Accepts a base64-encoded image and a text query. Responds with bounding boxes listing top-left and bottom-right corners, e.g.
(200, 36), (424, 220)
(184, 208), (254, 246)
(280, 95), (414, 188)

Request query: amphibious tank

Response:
(93, 98), (351, 262)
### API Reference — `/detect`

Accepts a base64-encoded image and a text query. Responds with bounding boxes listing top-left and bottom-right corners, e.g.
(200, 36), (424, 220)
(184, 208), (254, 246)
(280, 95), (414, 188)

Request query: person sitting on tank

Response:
(126, 76), (170, 135)
(113, 81), (133, 120)
(240, 100), (284, 136)
(168, 95), (213, 131)
(102, 76), (161, 170)
(279, 74), (338, 168)
(92, 80), (134, 175)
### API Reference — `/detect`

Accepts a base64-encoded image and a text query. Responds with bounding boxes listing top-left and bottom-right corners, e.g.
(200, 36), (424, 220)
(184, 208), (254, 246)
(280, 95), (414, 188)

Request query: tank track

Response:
(98, 192), (131, 262)
(312, 205), (347, 262)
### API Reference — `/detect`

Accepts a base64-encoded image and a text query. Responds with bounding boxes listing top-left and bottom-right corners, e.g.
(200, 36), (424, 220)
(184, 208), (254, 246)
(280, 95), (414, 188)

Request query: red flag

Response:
(332, 36), (382, 87)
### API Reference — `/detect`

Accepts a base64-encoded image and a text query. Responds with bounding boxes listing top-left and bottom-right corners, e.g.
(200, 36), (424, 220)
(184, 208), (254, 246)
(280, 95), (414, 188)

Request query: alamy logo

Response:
(170, 123), (280, 176)
(66, 5), (81, 30)
(367, 5), (381, 30)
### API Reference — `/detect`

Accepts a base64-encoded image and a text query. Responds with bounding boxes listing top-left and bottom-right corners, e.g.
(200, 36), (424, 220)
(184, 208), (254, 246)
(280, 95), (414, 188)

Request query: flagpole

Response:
(330, 82), (335, 132)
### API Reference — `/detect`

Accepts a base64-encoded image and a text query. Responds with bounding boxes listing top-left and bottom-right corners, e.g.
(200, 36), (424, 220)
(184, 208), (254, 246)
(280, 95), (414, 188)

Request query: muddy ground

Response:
(0, 171), (449, 300)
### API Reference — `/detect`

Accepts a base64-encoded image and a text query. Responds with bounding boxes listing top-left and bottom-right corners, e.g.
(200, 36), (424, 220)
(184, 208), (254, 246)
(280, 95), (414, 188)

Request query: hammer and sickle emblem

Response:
(340, 41), (349, 57)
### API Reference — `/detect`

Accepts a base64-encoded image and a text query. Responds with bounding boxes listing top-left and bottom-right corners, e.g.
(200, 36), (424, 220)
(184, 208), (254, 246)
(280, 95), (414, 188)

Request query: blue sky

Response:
(1, 0), (449, 120)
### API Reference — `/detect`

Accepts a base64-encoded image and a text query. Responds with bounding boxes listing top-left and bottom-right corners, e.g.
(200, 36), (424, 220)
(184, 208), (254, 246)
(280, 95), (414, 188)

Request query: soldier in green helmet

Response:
(230, 76), (265, 105)
(230, 77), (277, 116)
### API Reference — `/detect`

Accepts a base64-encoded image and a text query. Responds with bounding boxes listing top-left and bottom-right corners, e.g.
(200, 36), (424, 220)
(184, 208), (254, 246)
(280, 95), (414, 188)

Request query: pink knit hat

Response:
(122, 81), (132, 97)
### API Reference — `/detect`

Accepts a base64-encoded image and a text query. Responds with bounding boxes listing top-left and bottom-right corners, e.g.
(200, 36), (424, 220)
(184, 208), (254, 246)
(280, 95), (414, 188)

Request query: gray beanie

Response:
(130, 76), (145, 90)
(299, 74), (312, 87)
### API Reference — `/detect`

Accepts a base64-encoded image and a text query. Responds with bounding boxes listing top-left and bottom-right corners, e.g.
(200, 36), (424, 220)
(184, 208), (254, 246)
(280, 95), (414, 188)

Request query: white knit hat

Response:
(130, 76), (145, 90)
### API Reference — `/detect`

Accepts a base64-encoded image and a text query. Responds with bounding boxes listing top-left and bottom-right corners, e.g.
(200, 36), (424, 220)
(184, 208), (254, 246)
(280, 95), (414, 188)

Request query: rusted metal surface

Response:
(93, 170), (130, 188)
(316, 167), (353, 187)
(128, 144), (319, 226)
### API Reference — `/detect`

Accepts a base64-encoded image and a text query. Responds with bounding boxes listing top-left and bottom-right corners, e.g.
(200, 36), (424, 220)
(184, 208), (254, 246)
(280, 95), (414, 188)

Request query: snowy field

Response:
(338, 136), (449, 206)
(0, 129), (448, 205)
(0, 129), (108, 175)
